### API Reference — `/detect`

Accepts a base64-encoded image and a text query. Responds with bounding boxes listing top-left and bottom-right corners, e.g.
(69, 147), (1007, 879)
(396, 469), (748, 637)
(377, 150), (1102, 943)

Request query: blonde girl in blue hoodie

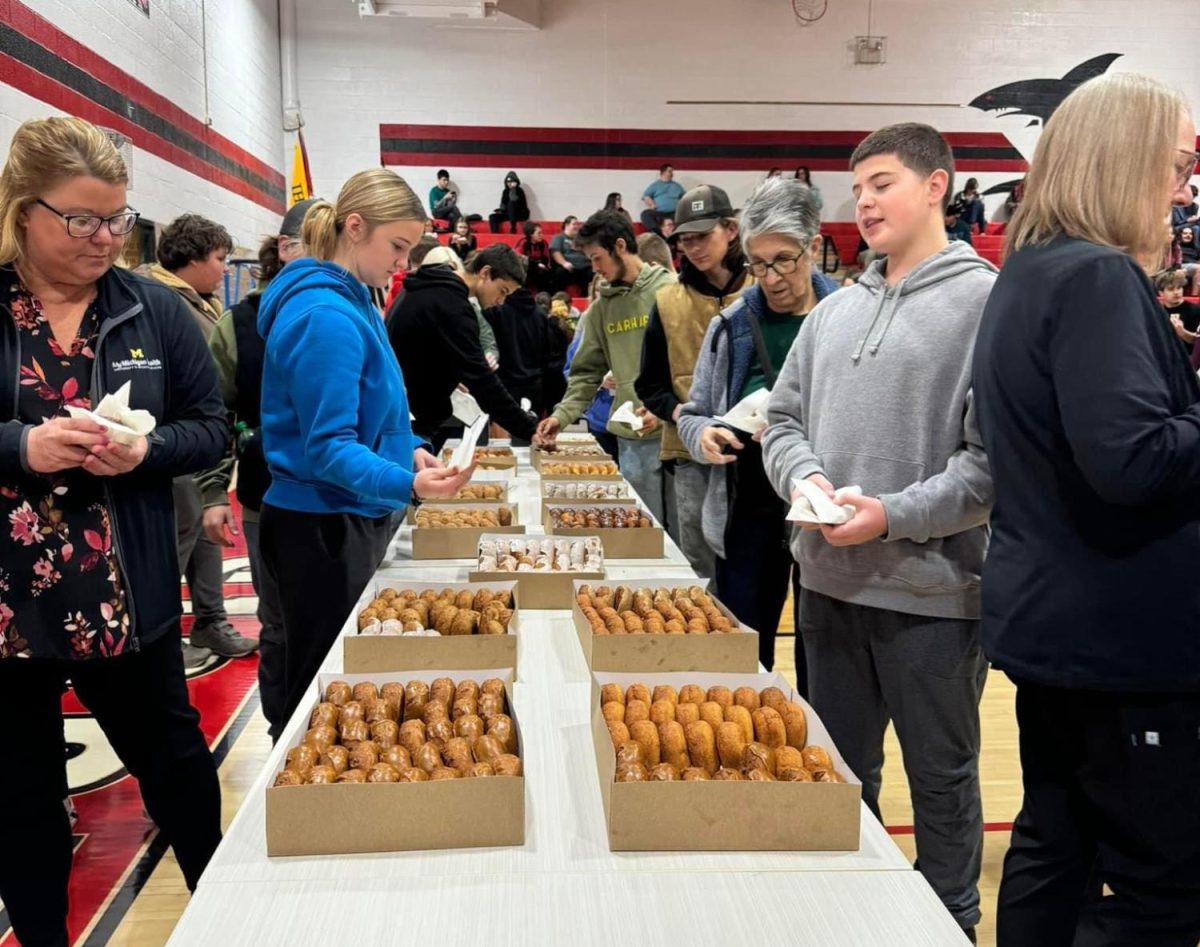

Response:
(257, 168), (474, 728)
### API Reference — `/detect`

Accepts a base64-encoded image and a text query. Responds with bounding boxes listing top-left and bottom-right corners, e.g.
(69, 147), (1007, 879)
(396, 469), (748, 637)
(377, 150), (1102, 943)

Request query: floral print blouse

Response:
(0, 279), (130, 660)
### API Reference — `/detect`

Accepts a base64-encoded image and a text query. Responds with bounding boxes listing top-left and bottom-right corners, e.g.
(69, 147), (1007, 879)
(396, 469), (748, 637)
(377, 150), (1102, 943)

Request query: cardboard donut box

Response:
(543, 501), (664, 559)
(570, 578), (759, 673)
(590, 670), (861, 852)
(266, 668), (525, 856)
(440, 438), (518, 473)
(344, 580), (521, 675)
(468, 532), (605, 609)
(531, 445), (614, 473)
(405, 503), (524, 559)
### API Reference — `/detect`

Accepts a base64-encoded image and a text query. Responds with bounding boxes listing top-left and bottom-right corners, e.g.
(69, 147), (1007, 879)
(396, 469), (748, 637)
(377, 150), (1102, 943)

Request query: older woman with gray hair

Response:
(676, 178), (837, 682)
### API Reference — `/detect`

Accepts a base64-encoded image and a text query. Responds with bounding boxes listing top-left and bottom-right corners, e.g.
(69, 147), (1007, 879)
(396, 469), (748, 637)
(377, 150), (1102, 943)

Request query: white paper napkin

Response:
(716, 387), (770, 435)
(610, 400), (644, 432)
(449, 412), (489, 471)
(450, 387), (482, 425)
(786, 477), (862, 525)
(64, 380), (156, 446)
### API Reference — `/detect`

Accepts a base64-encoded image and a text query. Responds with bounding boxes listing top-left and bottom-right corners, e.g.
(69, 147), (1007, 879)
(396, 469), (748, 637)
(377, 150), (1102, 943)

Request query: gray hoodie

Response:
(761, 242), (997, 619)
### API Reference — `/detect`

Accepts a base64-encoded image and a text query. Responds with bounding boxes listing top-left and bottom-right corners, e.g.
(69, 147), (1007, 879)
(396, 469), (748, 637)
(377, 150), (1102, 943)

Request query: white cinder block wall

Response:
(294, 0), (1200, 224)
(1, 0), (287, 244)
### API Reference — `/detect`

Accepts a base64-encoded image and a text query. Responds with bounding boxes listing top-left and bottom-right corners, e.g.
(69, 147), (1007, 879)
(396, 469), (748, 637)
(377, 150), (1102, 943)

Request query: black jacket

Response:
(482, 289), (566, 415)
(973, 237), (1200, 691)
(636, 258), (747, 422)
(386, 266), (536, 441)
(0, 265), (227, 654)
(229, 292), (270, 511)
(498, 184), (530, 222)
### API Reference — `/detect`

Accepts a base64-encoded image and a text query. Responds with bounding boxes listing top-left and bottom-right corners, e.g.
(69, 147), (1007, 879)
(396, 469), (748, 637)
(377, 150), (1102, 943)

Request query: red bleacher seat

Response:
(977, 246), (1003, 266)
(571, 297), (589, 312)
(475, 233), (522, 249)
(984, 222), (1006, 235)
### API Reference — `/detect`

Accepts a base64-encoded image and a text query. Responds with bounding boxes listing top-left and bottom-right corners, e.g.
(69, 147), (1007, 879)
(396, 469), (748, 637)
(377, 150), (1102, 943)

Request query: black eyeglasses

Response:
(745, 255), (803, 278)
(1176, 149), (1199, 189)
(35, 198), (140, 238)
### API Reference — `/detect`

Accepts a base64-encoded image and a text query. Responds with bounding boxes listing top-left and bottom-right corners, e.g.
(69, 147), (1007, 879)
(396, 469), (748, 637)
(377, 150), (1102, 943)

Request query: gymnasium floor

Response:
(2, 538), (1020, 947)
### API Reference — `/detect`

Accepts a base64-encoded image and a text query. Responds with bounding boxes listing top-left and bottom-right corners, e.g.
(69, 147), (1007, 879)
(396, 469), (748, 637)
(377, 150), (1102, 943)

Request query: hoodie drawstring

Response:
(867, 290), (902, 357)
(852, 286), (892, 362)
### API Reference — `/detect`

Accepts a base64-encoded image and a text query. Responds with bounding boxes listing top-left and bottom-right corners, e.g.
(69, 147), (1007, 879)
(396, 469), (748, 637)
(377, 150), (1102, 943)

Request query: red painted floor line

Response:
(887, 821), (1014, 836)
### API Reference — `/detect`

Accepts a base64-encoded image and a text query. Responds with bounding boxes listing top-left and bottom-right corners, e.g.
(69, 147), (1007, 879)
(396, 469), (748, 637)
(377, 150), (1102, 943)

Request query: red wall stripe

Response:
(0, 0), (285, 213)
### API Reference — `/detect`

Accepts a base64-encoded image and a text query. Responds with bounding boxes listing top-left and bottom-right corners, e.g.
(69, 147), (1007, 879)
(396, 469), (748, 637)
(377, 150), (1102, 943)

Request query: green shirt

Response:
(429, 185), (449, 214)
(740, 309), (809, 400)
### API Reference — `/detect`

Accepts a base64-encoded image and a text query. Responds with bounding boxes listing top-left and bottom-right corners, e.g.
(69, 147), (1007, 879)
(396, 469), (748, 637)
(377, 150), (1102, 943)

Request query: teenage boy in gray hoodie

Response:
(762, 123), (996, 943)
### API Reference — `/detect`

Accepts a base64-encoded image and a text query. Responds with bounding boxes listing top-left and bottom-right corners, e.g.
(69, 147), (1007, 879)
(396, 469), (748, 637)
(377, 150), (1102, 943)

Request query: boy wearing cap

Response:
(635, 185), (752, 576)
(762, 123), (996, 941)
(945, 199), (974, 246)
(195, 199), (317, 733)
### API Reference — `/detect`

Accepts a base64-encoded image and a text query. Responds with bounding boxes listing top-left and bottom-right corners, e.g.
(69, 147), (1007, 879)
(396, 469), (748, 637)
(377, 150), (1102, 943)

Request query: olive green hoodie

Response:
(551, 262), (675, 439)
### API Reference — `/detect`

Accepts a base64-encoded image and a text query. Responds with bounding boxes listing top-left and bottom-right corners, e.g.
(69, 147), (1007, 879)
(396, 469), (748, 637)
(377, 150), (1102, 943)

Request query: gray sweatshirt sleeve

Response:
(676, 317), (722, 464)
(878, 388), (994, 543)
(762, 318), (825, 496)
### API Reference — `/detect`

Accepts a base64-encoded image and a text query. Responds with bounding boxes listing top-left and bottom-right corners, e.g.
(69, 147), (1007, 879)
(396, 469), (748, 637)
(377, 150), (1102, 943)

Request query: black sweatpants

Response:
(0, 632), (221, 947)
(997, 679), (1200, 947)
(260, 505), (394, 732)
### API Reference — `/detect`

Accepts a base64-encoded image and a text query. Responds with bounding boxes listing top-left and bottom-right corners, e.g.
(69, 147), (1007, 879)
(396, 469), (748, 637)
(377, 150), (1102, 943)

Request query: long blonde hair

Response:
(0, 117), (128, 266)
(301, 168), (426, 261)
(1007, 72), (1189, 262)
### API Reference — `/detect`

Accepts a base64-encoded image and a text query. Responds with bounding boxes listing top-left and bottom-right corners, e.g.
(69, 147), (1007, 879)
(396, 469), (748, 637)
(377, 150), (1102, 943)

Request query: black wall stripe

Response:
(0, 23), (285, 206)
(380, 137), (1023, 162)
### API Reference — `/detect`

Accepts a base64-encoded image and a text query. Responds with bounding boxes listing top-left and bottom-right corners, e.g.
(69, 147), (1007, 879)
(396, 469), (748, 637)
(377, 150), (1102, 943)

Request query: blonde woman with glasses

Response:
(0, 116), (228, 945)
(973, 73), (1200, 946)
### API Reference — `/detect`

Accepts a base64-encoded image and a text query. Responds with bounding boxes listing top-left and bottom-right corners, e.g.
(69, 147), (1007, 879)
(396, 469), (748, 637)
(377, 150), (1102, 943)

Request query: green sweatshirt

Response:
(551, 262), (675, 439)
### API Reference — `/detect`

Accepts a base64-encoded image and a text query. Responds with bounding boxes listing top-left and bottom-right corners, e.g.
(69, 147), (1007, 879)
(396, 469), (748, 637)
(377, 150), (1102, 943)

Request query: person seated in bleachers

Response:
(428, 169), (460, 230)
(516, 221), (553, 292)
(604, 192), (633, 224)
(953, 177), (987, 234)
(550, 290), (581, 324)
(1156, 267), (1200, 358)
(793, 165), (824, 212)
(448, 217), (477, 260)
(550, 215), (592, 290)
(488, 171), (530, 234)
(640, 163), (684, 232)
(945, 199), (974, 246)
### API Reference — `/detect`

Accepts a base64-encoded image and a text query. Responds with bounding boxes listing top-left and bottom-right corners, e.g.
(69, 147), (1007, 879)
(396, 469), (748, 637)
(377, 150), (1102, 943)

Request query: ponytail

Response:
(300, 199), (338, 262)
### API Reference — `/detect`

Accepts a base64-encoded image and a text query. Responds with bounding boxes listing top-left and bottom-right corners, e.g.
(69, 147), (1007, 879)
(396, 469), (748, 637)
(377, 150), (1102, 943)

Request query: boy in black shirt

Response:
(1155, 267), (1200, 356)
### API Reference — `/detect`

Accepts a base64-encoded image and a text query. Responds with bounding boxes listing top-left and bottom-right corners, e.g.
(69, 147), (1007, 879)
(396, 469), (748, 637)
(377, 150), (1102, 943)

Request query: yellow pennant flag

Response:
(289, 130), (312, 207)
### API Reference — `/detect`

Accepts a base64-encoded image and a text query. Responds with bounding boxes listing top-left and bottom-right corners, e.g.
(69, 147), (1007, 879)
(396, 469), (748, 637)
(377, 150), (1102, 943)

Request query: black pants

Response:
(488, 208), (525, 233)
(0, 632), (221, 947)
(713, 445), (806, 686)
(997, 679), (1200, 947)
(260, 505), (394, 731)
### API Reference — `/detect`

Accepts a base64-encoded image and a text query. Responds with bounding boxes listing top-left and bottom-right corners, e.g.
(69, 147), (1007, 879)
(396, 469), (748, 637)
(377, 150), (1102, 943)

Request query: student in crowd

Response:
(678, 178), (835, 673)
(945, 199), (974, 246)
(763, 123), (997, 942)
(659, 216), (677, 240)
(637, 231), (678, 273)
(1157, 266), (1200, 357)
(536, 211), (676, 523)
(973, 72), (1200, 947)
(636, 185), (752, 577)
(258, 169), (473, 730)
(793, 165), (824, 212)
(1171, 182), (1198, 232)
(604, 191), (633, 224)
(954, 176), (987, 234)
(516, 221), (553, 292)
(488, 171), (530, 234)
(641, 163), (685, 233)
(196, 198), (315, 742)
(145, 214), (257, 663)
(448, 216), (477, 260)
(550, 215), (592, 290)
(388, 243), (536, 448)
(550, 290), (581, 325)
(0, 117), (228, 945)
(483, 287), (566, 426)
(428, 169), (460, 230)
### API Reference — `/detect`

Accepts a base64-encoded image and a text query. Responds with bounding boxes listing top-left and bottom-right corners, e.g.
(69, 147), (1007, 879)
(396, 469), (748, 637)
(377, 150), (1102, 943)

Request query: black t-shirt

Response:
(1165, 301), (1200, 355)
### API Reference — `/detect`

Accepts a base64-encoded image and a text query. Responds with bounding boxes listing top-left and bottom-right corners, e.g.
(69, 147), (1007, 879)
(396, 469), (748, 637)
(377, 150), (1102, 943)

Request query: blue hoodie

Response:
(258, 258), (416, 518)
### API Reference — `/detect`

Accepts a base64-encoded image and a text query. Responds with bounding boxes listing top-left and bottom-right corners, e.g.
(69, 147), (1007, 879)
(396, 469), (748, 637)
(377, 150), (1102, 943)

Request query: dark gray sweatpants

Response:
(799, 588), (988, 929)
